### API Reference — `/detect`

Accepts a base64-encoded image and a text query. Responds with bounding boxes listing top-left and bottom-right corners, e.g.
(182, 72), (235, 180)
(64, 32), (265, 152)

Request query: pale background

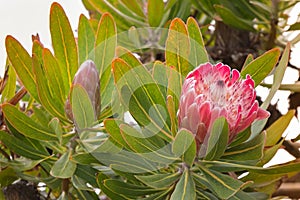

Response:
(0, 0), (300, 166)
(0, 0), (88, 74)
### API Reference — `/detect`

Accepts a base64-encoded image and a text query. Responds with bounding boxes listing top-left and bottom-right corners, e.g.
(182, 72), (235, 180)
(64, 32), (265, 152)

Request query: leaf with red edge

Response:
(5, 36), (39, 101)
(241, 48), (280, 86)
(166, 18), (191, 81)
(50, 2), (78, 92)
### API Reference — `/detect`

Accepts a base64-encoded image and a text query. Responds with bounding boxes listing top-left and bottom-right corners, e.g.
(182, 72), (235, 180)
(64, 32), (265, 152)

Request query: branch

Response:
(283, 140), (300, 158)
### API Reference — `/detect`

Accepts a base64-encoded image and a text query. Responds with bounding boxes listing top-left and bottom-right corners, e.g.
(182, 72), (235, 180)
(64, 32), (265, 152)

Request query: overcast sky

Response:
(0, 0), (88, 75)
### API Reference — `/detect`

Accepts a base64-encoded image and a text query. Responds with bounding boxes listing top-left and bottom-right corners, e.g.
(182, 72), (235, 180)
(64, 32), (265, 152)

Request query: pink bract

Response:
(177, 62), (270, 149)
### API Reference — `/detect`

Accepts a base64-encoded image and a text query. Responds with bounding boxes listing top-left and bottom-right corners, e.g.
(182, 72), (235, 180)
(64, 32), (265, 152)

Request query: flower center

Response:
(210, 80), (226, 107)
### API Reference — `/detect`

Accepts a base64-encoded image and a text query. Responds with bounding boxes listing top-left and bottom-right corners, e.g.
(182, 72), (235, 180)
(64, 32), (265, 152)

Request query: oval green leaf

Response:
(94, 13), (117, 110)
(241, 48), (280, 86)
(78, 14), (95, 65)
(71, 84), (96, 130)
(172, 129), (196, 165)
(166, 18), (191, 81)
(50, 151), (77, 178)
(2, 103), (57, 141)
(187, 17), (209, 68)
(5, 36), (39, 101)
(50, 2), (78, 91)
(148, 0), (164, 27)
(265, 110), (295, 146)
(170, 169), (196, 200)
(204, 117), (229, 161)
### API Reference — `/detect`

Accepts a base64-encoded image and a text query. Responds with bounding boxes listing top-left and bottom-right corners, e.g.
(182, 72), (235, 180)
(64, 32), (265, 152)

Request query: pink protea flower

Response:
(177, 62), (269, 149)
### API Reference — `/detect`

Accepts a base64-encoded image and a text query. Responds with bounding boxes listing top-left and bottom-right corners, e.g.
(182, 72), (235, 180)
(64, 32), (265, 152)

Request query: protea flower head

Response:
(177, 62), (269, 149)
(65, 60), (100, 120)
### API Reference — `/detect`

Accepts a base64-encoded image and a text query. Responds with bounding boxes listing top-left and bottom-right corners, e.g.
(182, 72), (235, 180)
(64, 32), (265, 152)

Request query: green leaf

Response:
(119, 123), (177, 164)
(167, 95), (177, 136)
(5, 36), (39, 101)
(214, 5), (255, 31)
(105, 119), (172, 166)
(165, 0), (178, 11)
(119, 123), (161, 153)
(0, 167), (18, 187)
(50, 2), (78, 91)
(265, 110), (295, 146)
(261, 43), (290, 110)
(263, 82), (300, 92)
(204, 117), (229, 161)
(166, 18), (191, 82)
(103, 179), (162, 198)
(241, 172), (282, 188)
(2, 103), (57, 141)
(6, 118), (51, 154)
(71, 84), (96, 130)
(74, 164), (98, 188)
(116, 46), (143, 68)
(170, 169), (196, 200)
(222, 133), (265, 162)
(78, 14), (95, 65)
(229, 127), (251, 148)
(258, 138), (284, 166)
(50, 151), (77, 178)
(104, 119), (130, 148)
(241, 54), (254, 70)
(136, 173), (181, 189)
(142, 189), (172, 200)
(93, 137), (122, 154)
(167, 66), (182, 112)
(49, 118), (63, 144)
(148, 0), (164, 27)
(167, 1), (191, 22)
(128, 26), (142, 50)
(187, 17), (209, 68)
(241, 48), (280, 86)
(31, 106), (53, 130)
(87, 0), (145, 30)
(172, 129), (196, 166)
(43, 48), (67, 104)
(97, 173), (128, 200)
(198, 165), (246, 199)
(9, 157), (47, 171)
(94, 13), (117, 110)
(203, 160), (300, 175)
(152, 61), (168, 96)
(292, 133), (300, 142)
(32, 39), (44, 68)
(72, 153), (100, 165)
(120, 0), (144, 17)
(288, 22), (300, 31)
(112, 58), (172, 141)
(94, 12), (116, 74)
(72, 175), (94, 191)
(32, 54), (67, 121)
(0, 131), (50, 160)
(95, 151), (157, 173)
(1, 65), (16, 102)
(229, 191), (261, 200)
(79, 130), (107, 152)
(74, 189), (98, 199)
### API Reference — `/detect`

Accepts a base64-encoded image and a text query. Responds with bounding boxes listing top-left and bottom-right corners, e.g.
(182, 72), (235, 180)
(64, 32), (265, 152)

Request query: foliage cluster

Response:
(1, 0), (300, 199)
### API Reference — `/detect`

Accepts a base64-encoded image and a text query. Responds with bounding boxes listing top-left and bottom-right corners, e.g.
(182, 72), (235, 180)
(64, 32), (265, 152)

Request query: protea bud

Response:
(177, 62), (269, 149)
(65, 60), (100, 120)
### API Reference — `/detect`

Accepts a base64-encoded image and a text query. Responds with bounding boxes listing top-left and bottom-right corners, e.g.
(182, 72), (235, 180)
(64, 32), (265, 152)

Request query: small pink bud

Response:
(65, 60), (100, 120)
